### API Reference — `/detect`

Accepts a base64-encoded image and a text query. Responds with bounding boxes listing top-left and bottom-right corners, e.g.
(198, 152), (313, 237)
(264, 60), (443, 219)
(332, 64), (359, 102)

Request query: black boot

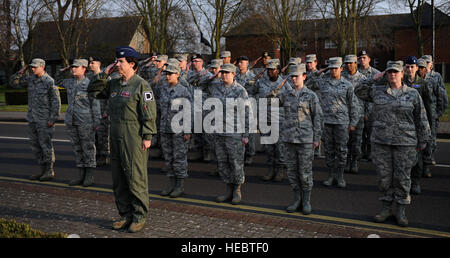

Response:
(350, 158), (358, 174)
(170, 178), (185, 198)
(286, 189), (301, 213)
(231, 184), (242, 205)
(322, 168), (335, 187)
(69, 167), (86, 186)
(262, 166), (275, 181)
(96, 155), (107, 167)
(374, 201), (393, 223)
(83, 167), (94, 187)
(273, 167), (284, 182)
(161, 176), (176, 196)
(423, 165), (432, 178)
(336, 167), (346, 188)
(396, 204), (408, 227)
(30, 164), (46, 180)
(344, 155), (352, 173)
(302, 190), (312, 215)
(217, 184), (234, 203)
(39, 163), (55, 181)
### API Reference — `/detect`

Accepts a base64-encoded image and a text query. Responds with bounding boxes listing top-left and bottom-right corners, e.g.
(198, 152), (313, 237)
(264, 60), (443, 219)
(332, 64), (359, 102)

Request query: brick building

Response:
(24, 16), (150, 77)
(225, 4), (450, 82)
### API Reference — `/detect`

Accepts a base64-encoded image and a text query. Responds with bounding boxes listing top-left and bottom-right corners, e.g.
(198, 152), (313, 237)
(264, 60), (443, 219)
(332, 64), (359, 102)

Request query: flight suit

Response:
(88, 73), (157, 223)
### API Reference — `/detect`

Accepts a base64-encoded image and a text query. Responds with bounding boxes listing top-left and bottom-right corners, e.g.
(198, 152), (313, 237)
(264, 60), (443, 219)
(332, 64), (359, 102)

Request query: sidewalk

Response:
(0, 180), (404, 239)
(1, 111), (449, 138)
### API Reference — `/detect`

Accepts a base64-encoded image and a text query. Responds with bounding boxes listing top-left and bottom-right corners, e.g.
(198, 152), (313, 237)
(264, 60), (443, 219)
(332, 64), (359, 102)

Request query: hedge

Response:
(0, 218), (67, 238)
(5, 89), (68, 105)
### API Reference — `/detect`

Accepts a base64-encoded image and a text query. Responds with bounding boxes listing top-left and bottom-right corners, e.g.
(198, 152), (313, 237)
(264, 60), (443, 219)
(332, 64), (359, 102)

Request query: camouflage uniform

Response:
(308, 74), (359, 186)
(159, 82), (193, 179)
(279, 87), (323, 192)
(60, 77), (101, 168)
(358, 66), (381, 161)
(87, 72), (110, 163)
(252, 74), (292, 173)
(424, 70), (448, 162)
(236, 69), (257, 163)
(342, 70), (367, 172)
(202, 80), (251, 186)
(9, 70), (61, 167)
(354, 82), (431, 205)
(403, 74), (433, 191)
(186, 68), (213, 159)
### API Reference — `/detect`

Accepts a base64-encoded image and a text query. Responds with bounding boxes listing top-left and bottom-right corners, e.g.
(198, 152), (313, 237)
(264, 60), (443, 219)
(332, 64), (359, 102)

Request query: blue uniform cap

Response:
(405, 56), (418, 65)
(116, 46), (139, 59)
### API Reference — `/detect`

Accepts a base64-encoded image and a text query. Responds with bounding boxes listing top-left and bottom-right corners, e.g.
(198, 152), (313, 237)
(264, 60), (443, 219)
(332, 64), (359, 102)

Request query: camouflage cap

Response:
(29, 58), (46, 68)
(88, 56), (101, 63)
(175, 54), (188, 62)
(220, 51), (231, 58)
(344, 54), (357, 63)
(289, 57), (302, 65)
(156, 55), (168, 62)
(220, 63), (237, 73)
(305, 54), (317, 63)
(71, 59), (89, 67)
(267, 59), (280, 69)
(421, 55), (433, 63)
(167, 58), (180, 67)
(328, 57), (342, 68)
(417, 58), (427, 68)
(289, 64), (306, 76)
(209, 59), (223, 68)
(386, 60), (404, 72)
(164, 64), (181, 74)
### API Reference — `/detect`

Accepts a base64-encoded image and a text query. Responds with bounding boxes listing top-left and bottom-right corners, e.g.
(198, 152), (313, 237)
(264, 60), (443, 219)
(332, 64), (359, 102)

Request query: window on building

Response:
(303, 40), (308, 48)
(325, 40), (337, 49)
(357, 40), (367, 48)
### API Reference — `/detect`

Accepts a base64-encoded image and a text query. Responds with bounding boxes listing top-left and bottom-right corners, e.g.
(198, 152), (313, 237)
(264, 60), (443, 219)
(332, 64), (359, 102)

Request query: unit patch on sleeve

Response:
(144, 91), (154, 102)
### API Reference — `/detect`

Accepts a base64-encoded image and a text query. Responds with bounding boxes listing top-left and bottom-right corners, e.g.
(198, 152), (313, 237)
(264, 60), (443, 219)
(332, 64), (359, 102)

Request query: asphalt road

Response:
(0, 121), (449, 237)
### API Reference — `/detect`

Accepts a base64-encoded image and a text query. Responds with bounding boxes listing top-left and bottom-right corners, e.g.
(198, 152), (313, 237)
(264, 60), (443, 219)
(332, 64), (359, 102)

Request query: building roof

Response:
(225, 3), (450, 39)
(27, 16), (143, 62)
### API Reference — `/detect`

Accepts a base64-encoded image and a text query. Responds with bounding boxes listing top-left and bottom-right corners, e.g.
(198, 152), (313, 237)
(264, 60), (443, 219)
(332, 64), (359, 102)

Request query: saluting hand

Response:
(142, 140), (151, 151)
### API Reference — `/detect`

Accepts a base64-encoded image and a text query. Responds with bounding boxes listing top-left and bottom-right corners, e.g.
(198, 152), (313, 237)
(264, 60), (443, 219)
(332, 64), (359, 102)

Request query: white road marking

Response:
(0, 136), (70, 143)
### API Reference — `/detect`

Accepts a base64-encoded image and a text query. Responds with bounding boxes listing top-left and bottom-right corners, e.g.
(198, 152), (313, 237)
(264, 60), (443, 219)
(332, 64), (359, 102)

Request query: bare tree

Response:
(313, 0), (380, 56)
(184, 0), (247, 57)
(406, 0), (426, 57)
(261, 0), (313, 65)
(42, 0), (104, 67)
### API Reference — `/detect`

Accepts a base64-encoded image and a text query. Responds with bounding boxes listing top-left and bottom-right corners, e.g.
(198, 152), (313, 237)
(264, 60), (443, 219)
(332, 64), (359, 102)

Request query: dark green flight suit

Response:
(88, 73), (157, 223)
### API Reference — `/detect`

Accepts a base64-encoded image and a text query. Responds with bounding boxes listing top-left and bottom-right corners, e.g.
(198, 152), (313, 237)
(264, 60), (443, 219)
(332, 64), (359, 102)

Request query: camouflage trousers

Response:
(244, 133), (256, 158)
(160, 133), (189, 178)
(322, 124), (349, 169)
(66, 124), (96, 168)
(28, 122), (55, 165)
(215, 135), (245, 185)
(284, 142), (314, 191)
(431, 118), (439, 159)
(372, 143), (417, 205)
(347, 118), (364, 160)
(361, 119), (373, 158)
(188, 133), (214, 156)
(263, 141), (286, 168)
(95, 117), (110, 157)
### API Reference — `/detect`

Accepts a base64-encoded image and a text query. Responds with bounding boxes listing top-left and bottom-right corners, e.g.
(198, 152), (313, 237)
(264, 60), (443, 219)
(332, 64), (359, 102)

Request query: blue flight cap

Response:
(405, 56), (418, 65)
(116, 46), (139, 59)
